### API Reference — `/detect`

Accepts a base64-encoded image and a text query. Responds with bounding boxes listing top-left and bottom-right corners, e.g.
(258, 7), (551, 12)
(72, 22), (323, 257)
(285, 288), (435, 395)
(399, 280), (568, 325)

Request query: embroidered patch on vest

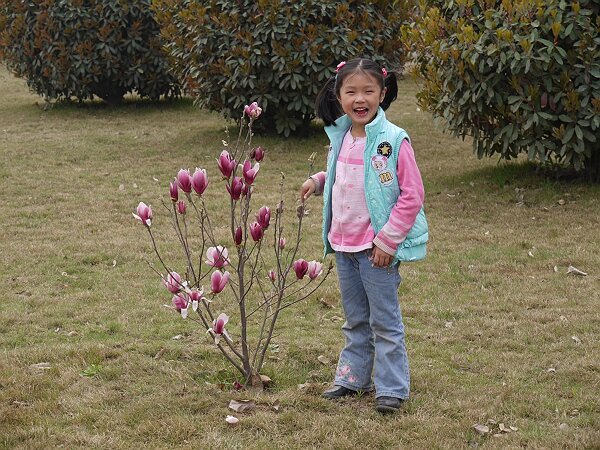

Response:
(371, 155), (388, 171)
(378, 169), (394, 186)
(377, 141), (392, 157)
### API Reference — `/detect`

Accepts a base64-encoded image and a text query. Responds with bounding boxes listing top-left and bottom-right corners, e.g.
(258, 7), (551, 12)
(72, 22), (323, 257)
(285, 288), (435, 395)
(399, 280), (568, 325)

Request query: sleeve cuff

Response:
(311, 176), (323, 196)
(372, 235), (397, 257)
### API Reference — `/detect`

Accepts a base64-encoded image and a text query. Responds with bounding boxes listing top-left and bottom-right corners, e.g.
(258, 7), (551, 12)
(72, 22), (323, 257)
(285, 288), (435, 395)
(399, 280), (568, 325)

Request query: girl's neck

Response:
(350, 125), (366, 138)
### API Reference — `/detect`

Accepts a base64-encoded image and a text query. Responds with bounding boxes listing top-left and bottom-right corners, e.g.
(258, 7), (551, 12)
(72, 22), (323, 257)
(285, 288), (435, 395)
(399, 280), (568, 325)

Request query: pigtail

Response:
(315, 77), (342, 126)
(380, 71), (398, 111)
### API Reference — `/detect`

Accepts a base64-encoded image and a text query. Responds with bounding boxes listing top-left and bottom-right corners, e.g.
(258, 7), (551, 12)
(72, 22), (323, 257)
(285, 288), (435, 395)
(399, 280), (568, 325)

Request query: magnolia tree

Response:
(133, 103), (331, 388)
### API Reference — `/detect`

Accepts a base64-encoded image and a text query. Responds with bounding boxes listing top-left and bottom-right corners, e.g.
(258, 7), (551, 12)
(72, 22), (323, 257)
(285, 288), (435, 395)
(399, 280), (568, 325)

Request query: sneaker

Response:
(322, 385), (358, 399)
(375, 396), (404, 413)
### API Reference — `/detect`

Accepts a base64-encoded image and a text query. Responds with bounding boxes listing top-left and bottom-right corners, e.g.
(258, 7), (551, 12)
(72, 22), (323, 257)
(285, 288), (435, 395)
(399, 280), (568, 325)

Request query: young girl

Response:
(300, 58), (428, 413)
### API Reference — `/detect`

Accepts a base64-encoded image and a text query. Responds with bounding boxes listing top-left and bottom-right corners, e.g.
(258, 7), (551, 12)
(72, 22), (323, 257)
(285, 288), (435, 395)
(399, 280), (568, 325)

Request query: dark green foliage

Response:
(405, 0), (600, 181)
(153, 0), (413, 136)
(0, 0), (180, 104)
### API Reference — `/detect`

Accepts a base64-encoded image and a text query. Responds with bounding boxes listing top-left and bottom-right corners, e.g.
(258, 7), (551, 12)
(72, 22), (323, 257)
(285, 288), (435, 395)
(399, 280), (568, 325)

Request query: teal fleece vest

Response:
(322, 108), (429, 264)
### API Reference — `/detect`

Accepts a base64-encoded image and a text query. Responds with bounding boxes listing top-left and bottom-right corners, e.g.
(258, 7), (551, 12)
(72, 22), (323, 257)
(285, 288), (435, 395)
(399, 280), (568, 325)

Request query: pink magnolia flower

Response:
(241, 182), (251, 198)
(177, 200), (186, 215)
(177, 169), (192, 194)
(249, 222), (263, 242)
(250, 147), (265, 162)
(172, 293), (189, 318)
(205, 246), (229, 269)
(169, 180), (178, 202)
(307, 260), (323, 280)
(189, 288), (203, 311)
(218, 150), (236, 179)
(132, 202), (152, 227)
(211, 270), (230, 294)
(242, 160), (260, 185)
(278, 237), (286, 249)
(268, 270), (276, 283)
(293, 259), (308, 279)
(209, 312), (231, 344)
(227, 176), (243, 200)
(234, 226), (243, 246)
(256, 206), (271, 229)
(244, 102), (262, 119)
(192, 168), (208, 196)
(163, 271), (183, 293)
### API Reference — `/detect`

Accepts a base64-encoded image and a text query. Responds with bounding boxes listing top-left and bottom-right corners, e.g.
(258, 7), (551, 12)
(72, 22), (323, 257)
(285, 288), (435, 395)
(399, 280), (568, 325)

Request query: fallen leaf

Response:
(12, 400), (31, 407)
(571, 336), (582, 344)
(271, 400), (281, 412)
(225, 415), (239, 426)
(330, 315), (343, 323)
(559, 423), (569, 430)
(553, 266), (558, 273)
(473, 424), (490, 435)
(30, 362), (51, 371)
(567, 265), (587, 276)
(317, 355), (330, 365)
(269, 343), (280, 353)
(171, 334), (184, 340)
(318, 298), (334, 309)
(260, 374), (272, 387)
(112, 260), (117, 267)
(509, 426), (518, 432)
(154, 348), (165, 359)
(557, 199), (566, 205)
(444, 321), (453, 329)
(152, 177), (159, 182)
(528, 251), (534, 258)
(133, 183), (138, 188)
(67, 331), (77, 337)
(547, 367), (556, 373)
(228, 399), (255, 413)
(118, 184), (125, 191)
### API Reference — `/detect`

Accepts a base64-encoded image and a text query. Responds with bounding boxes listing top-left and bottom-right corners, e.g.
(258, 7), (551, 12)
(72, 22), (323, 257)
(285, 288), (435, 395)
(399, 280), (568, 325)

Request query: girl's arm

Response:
(372, 140), (425, 257)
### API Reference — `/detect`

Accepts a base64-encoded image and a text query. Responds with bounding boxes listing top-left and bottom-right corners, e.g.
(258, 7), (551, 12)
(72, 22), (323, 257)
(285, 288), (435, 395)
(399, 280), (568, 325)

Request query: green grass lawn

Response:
(1, 67), (599, 449)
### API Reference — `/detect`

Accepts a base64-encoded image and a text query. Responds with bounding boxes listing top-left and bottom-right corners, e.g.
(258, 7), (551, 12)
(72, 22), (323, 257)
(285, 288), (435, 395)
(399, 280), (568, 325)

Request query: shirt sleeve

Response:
(310, 171), (327, 196)
(372, 139), (425, 256)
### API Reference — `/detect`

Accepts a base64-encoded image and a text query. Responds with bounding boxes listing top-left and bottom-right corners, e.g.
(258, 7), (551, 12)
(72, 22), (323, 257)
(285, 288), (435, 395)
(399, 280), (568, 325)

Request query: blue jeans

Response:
(333, 250), (410, 399)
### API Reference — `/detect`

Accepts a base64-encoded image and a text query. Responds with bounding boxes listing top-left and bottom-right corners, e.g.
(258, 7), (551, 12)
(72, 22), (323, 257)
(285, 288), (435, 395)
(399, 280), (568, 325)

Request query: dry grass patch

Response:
(1, 68), (599, 449)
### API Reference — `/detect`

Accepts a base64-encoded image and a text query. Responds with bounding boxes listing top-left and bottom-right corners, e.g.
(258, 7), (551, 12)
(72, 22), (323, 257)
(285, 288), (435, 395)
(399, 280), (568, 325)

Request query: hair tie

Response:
(382, 67), (388, 77)
(335, 61), (347, 73)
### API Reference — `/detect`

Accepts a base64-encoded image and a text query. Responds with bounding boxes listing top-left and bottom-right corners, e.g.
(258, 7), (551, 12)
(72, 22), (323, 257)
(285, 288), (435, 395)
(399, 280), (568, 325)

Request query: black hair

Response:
(315, 57), (399, 126)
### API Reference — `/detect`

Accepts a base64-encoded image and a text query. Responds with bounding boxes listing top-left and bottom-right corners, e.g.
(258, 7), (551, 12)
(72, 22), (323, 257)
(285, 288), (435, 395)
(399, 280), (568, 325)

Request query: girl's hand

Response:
(300, 178), (316, 203)
(371, 245), (393, 268)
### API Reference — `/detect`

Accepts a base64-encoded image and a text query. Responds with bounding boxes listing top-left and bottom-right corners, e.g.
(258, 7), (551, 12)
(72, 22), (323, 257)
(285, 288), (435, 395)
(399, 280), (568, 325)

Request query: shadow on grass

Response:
(47, 95), (197, 114)
(446, 160), (598, 191)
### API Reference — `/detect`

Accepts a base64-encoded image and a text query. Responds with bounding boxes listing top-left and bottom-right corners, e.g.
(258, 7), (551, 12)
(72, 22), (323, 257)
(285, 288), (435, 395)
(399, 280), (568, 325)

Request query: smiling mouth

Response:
(354, 107), (368, 117)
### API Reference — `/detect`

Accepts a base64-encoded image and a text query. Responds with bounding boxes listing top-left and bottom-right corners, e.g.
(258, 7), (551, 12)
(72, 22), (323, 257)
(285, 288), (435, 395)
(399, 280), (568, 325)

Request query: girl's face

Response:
(337, 71), (386, 134)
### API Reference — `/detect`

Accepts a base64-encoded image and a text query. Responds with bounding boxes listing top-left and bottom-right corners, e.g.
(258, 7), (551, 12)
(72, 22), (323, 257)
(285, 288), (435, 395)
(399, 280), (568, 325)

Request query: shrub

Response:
(153, 0), (414, 136)
(0, 0), (180, 104)
(405, 0), (600, 181)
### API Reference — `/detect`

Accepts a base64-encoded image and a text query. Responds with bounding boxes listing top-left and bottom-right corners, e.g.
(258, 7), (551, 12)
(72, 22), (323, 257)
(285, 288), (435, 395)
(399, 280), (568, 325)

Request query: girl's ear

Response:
(379, 87), (387, 104)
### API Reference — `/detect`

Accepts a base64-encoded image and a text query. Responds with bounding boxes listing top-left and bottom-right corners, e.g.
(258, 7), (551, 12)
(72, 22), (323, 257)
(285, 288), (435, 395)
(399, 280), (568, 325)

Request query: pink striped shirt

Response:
(312, 131), (424, 256)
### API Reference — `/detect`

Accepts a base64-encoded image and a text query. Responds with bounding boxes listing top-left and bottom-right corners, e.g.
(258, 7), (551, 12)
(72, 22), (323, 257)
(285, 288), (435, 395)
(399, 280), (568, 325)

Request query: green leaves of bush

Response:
(153, 0), (413, 136)
(406, 0), (600, 181)
(0, 0), (180, 104)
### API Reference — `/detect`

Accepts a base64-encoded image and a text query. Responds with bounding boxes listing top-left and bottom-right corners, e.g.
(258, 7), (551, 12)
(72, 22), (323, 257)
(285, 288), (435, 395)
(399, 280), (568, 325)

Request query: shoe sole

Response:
(322, 392), (358, 400)
(375, 404), (400, 413)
